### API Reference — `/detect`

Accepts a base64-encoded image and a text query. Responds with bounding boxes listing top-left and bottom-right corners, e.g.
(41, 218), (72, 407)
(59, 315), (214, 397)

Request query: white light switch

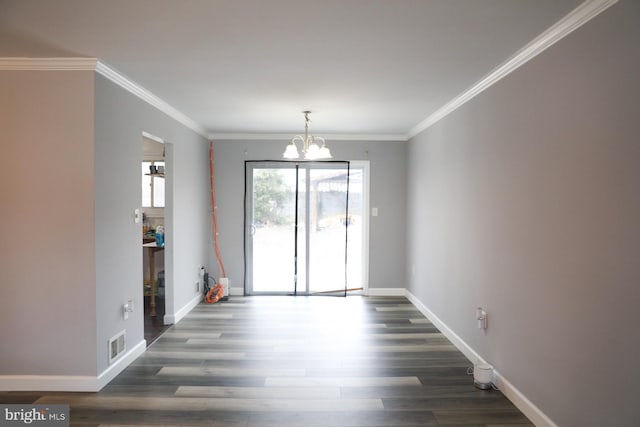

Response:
(123, 301), (134, 320)
(134, 208), (141, 224)
(372, 207), (378, 217)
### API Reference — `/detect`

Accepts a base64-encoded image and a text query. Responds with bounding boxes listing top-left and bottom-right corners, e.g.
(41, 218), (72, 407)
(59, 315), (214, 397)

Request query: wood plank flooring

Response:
(0, 296), (532, 426)
(144, 295), (170, 346)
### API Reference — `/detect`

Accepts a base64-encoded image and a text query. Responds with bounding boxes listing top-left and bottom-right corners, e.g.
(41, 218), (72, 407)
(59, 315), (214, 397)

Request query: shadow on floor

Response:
(143, 295), (170, 346)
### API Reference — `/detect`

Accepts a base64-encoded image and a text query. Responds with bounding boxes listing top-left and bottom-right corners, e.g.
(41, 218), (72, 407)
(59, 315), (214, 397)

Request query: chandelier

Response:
(283, 111), (332, 160)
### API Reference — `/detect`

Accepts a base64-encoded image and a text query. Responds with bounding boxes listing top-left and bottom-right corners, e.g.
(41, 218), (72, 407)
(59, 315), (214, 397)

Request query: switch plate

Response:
(372, 207), (378, 217)
(134, 208), (141, 224)
(476, 307), (488, 329)
(123, 301), (134, 320)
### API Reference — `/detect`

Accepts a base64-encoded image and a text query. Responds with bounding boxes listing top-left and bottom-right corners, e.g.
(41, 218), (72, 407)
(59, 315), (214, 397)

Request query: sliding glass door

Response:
(245, 161), (365, 295)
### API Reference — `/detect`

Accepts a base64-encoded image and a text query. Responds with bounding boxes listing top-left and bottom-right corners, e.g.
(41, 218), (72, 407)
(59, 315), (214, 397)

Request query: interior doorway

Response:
(245, 161), (368, 295)
(141, 135), (169, 345)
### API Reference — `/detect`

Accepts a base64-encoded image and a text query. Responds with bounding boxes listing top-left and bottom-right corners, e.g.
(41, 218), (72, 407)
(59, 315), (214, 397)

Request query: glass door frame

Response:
(244, 160), (369, 296)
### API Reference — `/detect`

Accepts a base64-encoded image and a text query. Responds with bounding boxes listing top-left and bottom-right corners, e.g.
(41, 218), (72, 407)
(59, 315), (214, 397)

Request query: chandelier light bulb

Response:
(317, 145), (332, 159)
(283, 142), (299, 159)
(305, 142), (321, 160)
(283, 111), (332, 160)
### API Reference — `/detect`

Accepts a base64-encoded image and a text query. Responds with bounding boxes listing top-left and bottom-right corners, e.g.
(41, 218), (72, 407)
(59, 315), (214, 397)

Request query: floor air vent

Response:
(108, 330), (126, 364)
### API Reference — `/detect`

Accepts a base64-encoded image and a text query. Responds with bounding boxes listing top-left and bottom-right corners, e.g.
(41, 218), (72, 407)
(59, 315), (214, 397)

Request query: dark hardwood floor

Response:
(144, 294), (170, 346)
(0, 296), (532, 426)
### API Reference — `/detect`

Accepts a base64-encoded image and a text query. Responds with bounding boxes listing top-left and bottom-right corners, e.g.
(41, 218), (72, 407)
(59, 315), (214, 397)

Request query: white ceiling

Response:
(0, 0), (584, 138)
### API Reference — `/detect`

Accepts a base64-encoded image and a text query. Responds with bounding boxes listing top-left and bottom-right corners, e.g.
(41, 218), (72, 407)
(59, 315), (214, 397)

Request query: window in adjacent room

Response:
(142, 161), (165, 208)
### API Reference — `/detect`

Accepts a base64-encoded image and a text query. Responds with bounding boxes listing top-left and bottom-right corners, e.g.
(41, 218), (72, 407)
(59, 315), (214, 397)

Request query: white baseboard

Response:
(0, 374), (98, 392)
(404, 289), (556, 427)
(365, 287), (406, 296)
(96, 339), (146, 390)
(164, 293), (202, 324)
(493, 369), (558, 427)
(0, 339), (146, 392)
(404, 290), (485, 364)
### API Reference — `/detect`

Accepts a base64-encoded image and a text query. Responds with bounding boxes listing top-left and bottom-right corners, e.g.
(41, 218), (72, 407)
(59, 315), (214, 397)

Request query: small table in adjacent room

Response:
(143, 241), (164, 316)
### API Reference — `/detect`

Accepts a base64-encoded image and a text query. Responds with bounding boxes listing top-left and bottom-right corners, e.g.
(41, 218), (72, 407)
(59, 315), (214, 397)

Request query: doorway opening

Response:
(141, 134), (169, 345)
(245, 161), (368, 296)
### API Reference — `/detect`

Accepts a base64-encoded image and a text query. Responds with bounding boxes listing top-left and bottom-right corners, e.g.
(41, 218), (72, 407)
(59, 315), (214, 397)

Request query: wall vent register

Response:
(108, 330), (126, 364)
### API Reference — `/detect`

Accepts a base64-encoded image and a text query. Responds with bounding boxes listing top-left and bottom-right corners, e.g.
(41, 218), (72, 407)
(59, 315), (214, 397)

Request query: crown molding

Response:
(94, 61), (207, 137)
(0, 57), (207, 138)
(1, 0), (617, 142)
(0, 57), (98, 70)
(0, 57), (401, 141)
(407, 0), (619, 139)
(209, 133), (408, 142)
(141, 131), (166, 144)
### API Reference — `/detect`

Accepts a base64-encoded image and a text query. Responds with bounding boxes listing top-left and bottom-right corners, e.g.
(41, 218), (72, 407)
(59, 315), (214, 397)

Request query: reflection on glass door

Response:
(308, 167), (362, 293)
(247, 165), (300, 293)
(245, 162), (365, 295)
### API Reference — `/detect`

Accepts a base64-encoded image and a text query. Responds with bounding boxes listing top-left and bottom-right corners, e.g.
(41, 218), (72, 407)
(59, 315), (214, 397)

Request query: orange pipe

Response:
(209, 141), (227, 280)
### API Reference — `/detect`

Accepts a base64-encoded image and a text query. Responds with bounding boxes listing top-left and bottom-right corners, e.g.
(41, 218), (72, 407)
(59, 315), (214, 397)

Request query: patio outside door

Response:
(245, 161), (365, 295)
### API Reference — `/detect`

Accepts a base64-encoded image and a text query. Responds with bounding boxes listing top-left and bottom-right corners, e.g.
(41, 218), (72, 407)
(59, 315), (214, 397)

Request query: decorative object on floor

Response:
(283, 111), (332, 160)
(472, 363), (494, 390)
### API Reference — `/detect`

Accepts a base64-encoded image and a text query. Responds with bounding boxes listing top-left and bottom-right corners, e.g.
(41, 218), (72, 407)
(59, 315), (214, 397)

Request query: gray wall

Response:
(94, 74), (210, 373)
(0, 69), (210, 380)
(211, 139), (406, 292)
(406, 1), (640, 425)
(0, 71), (97, 375)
